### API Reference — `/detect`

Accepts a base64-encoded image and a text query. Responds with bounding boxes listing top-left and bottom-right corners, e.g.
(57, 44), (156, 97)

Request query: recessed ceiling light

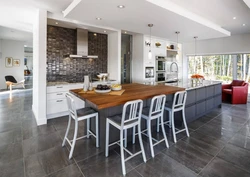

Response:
(55, 22), (58, 25)
(24, 45), (27, 47)
(104, 30), (107, 33)
(94, 33), (97, 36)
(243, 23), (246, 26)
(233, 17), (236, 20)
(96, 17), (102, 20)
(117, 5), (125, 9)
(124, 31), (127, 34)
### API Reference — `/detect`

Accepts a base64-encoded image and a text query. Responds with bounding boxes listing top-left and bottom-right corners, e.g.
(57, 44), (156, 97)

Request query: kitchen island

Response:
(157, 80), (222, 123)
(70, 83), (185, 149)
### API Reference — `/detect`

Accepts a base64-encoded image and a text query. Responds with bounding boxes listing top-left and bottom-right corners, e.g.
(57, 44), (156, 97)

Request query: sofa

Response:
(222, 80), (248, 104)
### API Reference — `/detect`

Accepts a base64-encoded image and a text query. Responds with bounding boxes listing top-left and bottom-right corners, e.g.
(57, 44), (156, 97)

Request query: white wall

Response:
(108, 31), (121, 83)
(32, 9), (47, 126)
(182, 33), (250, 80)
(0, 39), (25, 89)
(182, 33), (250, 56)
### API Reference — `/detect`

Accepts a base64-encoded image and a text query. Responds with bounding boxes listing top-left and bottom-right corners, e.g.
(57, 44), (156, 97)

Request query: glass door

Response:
(121, 34), (132, 84)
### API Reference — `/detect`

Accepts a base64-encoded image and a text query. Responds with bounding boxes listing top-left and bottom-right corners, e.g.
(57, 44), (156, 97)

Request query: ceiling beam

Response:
(63, 0), (82, 17)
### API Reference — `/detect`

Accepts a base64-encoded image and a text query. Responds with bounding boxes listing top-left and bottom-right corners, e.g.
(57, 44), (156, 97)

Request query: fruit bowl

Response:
(95, 84), (111, 93)
(94, 89), (111, 93)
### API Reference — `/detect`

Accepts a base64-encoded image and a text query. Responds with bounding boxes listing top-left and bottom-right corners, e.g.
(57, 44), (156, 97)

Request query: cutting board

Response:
(79, 89), (125, 95)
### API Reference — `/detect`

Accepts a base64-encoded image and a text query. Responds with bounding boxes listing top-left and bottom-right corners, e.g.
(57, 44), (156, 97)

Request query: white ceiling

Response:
(0, 26), (33, 46)
(0, 0), (250, 44)
(169, 0), (250, 35)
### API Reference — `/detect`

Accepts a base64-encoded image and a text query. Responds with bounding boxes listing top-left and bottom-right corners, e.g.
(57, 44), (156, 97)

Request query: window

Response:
(188, 55), (233, 83)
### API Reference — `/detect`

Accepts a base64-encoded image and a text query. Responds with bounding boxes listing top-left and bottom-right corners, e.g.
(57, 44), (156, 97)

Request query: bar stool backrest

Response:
(65, 93), (79, 120)
(149, 94), (166, 119)
(122, 99), (143, 128)
(172, 91), (187, 111)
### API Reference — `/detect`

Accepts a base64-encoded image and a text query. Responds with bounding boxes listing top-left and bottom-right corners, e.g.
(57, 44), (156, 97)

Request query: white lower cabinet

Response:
(46, 84), (84, 119)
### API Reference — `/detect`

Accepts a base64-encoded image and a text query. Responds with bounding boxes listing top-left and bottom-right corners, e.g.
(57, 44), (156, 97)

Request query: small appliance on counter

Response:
(145, 67), (154, 78)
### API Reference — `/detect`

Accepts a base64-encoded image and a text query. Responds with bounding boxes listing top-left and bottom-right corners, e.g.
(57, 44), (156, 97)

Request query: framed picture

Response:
(13, 59), (20, 67)
(5, 57), (13, 67)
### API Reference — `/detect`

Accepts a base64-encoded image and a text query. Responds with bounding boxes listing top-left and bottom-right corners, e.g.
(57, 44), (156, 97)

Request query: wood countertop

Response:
(70, 83), (185, 110)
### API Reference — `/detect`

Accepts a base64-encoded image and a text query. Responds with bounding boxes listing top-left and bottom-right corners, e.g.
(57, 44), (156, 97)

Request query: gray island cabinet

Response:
(165, 80), (222, 123)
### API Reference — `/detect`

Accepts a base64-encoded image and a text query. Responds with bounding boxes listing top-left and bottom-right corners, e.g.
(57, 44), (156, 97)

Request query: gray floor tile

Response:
(25, 145), (74, 177)
(214, 113), (248, 125)
(196, 124), (235, 142)
(135, 152), (197, 177)
(78, 150), (133, 177)
(23, 132), (62, 157)
(200, 157), (250, 177)
(182, 136), (223, 156)
(0, 142), (23, 166)
(187, 115), (214, 130)
(0, 127), (22, 146)
(0, 121), (22, 133)
(218, 143), (250, 173)
(163, 140), (213, 173)
(66, 138), (101, 162)
(47, 164), (83, 177)
(204, 116), (244, 133)
(0, 158), (24, 177)
(22, 124), (56, 140)
(229, 133), (250, 150)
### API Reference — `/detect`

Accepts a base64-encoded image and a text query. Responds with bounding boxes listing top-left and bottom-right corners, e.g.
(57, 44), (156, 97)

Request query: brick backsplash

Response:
(47, 25), (108, 82)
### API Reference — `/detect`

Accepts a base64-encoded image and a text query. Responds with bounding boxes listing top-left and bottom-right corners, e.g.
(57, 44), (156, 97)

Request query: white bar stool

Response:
(105, 99), (146, 176)
(141, 94), (169, 158)
(62, 93), (99, 159)
(163, 91), (190, 143)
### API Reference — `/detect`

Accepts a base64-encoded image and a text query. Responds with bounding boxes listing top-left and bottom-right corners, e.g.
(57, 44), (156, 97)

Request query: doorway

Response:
(121, 34), (132, 84)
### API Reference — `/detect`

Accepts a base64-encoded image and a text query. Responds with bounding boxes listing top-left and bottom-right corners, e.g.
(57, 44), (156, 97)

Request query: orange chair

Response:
(222, 80), (248, 104)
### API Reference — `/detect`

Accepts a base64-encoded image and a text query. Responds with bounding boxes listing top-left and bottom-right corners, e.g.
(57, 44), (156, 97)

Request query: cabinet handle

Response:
(56, 86), (63, 88)
(57, 93), (63, 95)
(56, 100), (63, 102)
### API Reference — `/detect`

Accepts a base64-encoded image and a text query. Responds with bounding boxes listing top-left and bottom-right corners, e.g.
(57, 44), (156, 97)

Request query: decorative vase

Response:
(84, 75), (89, 91)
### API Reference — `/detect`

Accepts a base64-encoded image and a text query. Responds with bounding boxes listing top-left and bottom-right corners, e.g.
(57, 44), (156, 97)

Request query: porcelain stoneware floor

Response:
(0, 90), (250, 177)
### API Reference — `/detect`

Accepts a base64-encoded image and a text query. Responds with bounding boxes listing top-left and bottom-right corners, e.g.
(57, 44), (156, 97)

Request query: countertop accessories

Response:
(148, 24), (153, 59)
(84, 75), (90, 91)
(175, 31), (180, 60)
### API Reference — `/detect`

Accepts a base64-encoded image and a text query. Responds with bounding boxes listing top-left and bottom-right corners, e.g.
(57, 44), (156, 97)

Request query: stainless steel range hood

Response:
(66, 29), (98, 59)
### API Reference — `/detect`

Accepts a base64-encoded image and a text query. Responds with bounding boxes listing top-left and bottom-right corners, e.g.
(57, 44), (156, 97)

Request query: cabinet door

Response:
(47, 85), (69, 93)
(186, 89), (196, 106)
(196, 87), (206, 102)
(206, 98), (214, 111)
(206, 86), (214, 98)
(47, 92), (67, 100)
(185, 105), (196, 123)
(47, 99), (68, 115)
(196, 101), (206, 117)
(214, 84), (222, 95)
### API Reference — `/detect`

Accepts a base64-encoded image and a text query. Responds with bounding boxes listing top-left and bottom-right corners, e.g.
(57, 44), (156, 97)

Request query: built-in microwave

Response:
(156, 56), (166, 72)
(156, 72), (166, 82)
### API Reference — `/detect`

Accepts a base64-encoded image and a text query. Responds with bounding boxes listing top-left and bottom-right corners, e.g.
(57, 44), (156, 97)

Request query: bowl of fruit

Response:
(111, 84), (122, 91)
(94, 84), (111, 93)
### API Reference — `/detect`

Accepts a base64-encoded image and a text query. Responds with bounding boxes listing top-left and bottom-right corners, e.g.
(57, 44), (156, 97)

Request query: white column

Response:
(232, 55), (237, 80)
(32, 9), (47, 125)
(108, 31), (121, 83)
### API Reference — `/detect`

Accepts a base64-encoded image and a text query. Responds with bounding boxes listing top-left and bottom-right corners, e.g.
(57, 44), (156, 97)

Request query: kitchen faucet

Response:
(170, 62), (178, 81)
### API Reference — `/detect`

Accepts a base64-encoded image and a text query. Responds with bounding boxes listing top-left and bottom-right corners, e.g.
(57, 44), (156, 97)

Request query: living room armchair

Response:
(222, 80), (248, 104)
(5, 75), (25, 91)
